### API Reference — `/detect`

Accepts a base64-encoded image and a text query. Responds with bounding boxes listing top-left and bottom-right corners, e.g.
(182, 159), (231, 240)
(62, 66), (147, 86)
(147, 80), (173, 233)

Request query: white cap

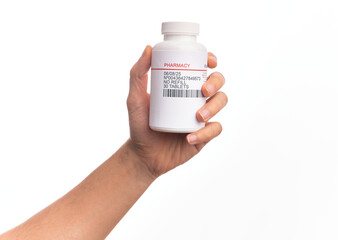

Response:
(161, 22), (199, 35)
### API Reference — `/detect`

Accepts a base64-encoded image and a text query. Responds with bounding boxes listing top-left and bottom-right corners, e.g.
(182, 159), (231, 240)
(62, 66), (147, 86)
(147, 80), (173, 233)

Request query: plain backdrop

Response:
(0, 0), (338, 239)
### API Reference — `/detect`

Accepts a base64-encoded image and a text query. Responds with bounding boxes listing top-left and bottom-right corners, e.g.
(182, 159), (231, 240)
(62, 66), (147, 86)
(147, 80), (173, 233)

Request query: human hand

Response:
(127, 46), (227, 179)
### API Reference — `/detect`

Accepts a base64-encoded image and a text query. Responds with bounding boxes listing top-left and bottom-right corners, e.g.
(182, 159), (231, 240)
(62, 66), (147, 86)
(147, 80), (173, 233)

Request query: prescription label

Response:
(151, 50), (208, 98)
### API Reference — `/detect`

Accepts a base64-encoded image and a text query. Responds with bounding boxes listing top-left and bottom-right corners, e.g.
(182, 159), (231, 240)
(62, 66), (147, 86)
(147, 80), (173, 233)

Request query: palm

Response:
(128, 93), (203, 176)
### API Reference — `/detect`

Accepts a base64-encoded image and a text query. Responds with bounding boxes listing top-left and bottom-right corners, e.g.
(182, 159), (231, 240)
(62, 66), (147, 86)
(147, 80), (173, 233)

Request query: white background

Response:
(0, 0), (338, 239)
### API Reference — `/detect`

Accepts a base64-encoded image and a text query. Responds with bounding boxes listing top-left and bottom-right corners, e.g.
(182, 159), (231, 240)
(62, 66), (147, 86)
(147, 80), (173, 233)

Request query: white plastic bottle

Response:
(149, 22), (208, 133)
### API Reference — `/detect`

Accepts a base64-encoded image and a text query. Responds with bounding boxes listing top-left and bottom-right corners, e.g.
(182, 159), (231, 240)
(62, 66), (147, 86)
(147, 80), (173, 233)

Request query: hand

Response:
(127, 46), (227, 179)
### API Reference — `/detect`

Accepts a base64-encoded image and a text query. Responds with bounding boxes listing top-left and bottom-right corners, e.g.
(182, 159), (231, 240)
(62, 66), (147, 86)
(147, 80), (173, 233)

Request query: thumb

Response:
(129, 45), (152, 95)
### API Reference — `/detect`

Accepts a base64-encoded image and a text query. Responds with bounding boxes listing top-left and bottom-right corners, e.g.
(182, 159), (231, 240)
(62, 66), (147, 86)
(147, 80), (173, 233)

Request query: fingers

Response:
(208, 52), (217, 68)
(186, 122), (222, 145)
(201, 72), (225, 97)
(186, 53), (223, 146)
(129, 45), (152, 95)
(197, 91), (228, 122)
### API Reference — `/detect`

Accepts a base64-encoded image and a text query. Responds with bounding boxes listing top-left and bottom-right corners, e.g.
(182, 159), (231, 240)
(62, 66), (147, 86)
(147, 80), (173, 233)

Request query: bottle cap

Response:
(161, 22), (199, 35)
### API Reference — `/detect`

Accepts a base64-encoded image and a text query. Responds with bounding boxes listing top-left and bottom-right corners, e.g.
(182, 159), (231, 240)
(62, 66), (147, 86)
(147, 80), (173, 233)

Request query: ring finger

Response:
(197, 91), (228, 122)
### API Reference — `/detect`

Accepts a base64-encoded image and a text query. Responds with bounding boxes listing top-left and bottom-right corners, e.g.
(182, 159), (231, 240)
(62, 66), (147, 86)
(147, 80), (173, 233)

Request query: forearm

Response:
(1, 140), (155, 240)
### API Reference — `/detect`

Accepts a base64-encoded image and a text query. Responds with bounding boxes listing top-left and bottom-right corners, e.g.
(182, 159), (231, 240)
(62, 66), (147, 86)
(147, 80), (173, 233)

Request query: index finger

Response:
(208, 52), (217, 68)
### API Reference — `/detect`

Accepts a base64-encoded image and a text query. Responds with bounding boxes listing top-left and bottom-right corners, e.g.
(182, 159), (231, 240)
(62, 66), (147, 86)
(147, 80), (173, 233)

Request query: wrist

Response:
(118, 139), (158, 184)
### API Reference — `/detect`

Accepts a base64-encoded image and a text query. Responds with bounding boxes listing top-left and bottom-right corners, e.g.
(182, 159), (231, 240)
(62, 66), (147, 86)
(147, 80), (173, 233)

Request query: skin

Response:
(0, 46), (227, 240)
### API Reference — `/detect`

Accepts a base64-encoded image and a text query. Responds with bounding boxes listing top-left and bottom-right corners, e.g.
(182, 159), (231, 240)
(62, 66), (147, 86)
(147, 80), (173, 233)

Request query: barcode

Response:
(163, 89), (204, 98)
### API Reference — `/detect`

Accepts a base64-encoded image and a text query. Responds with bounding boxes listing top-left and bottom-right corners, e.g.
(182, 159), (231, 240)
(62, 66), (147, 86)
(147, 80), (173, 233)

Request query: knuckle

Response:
(126, 98), (131, 108)
(126, 95), (134, 108)
(214, 122), (223, 135)
(216, 122), (223, 131)
(130, 65), (137, 78)
(217, 91), (228, 106)
(208, 72), (225, 84)
(210, 71), (225, 83)
(215, 72), (225, 83)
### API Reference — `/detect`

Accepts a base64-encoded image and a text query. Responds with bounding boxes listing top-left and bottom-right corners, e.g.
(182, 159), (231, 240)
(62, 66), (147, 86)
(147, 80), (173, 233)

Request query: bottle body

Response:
(149, 36), (208, 133)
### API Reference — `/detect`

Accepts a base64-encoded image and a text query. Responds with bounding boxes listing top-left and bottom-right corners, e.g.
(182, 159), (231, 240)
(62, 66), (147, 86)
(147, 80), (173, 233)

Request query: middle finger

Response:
(201, 72), (225, 98)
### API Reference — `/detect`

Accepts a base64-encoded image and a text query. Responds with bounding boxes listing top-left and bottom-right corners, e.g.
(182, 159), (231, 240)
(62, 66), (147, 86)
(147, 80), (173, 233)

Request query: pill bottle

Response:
(149, 22), (208, 133)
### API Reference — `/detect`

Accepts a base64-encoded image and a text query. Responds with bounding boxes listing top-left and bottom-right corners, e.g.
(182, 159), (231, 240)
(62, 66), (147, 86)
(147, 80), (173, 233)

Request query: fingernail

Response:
(187, 134), (197, 144)
(205, 84), (214, 95)
(199, 109), (210, 121)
